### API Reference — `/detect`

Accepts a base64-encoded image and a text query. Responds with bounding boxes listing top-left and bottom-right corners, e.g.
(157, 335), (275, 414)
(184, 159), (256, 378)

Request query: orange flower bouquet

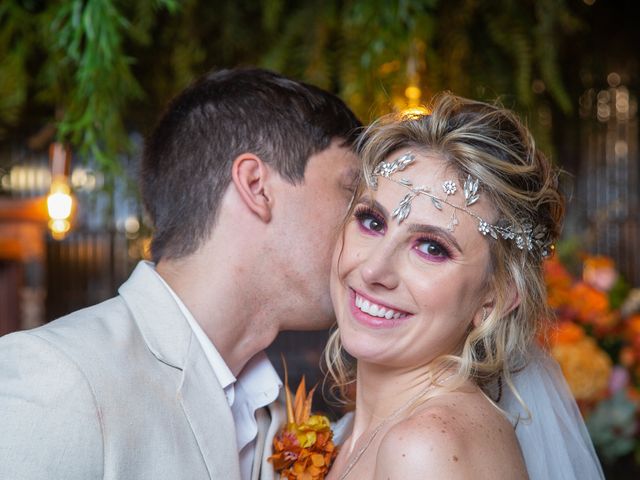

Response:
(543, 251), (640, 464)
(269, 363), (338, 480)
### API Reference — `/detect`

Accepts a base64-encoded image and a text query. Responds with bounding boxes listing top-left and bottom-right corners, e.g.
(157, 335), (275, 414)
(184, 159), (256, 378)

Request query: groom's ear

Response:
(231, 153), (273, 223)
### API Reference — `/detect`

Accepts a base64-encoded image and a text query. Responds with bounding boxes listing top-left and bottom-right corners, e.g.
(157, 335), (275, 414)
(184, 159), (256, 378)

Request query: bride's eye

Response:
(415, 238), (451, 260)
(354, 207), (385, 234)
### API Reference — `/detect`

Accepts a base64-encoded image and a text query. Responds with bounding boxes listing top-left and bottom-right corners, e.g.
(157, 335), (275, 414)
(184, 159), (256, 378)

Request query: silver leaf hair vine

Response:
(368, 152), (553, 259)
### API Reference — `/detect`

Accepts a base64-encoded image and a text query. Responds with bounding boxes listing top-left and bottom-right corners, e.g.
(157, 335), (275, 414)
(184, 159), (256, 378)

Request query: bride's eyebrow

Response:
(357, 195), (389, 218)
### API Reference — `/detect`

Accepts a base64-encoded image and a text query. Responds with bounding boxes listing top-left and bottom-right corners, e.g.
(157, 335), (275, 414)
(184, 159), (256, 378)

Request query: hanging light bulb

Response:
(47, 181), (72, 220)
(405, 85), (422, 102)
(47, 143), (74, 240)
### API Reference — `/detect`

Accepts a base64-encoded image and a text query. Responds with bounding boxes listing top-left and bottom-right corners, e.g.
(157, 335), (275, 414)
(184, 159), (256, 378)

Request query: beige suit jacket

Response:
(0, 261), (276, 479)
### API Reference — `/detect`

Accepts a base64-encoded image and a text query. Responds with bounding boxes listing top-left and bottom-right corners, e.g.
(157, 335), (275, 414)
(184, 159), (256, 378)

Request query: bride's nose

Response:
(359, 243), (399, 290)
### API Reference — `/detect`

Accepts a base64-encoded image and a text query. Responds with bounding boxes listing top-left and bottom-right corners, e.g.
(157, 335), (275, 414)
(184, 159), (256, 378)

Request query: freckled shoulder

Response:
(373, 391), (528, 480)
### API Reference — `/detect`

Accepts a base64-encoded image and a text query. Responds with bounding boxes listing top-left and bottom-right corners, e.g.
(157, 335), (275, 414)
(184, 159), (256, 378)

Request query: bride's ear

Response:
(473, 285), (521, 327)
(231, 153), (273, 223)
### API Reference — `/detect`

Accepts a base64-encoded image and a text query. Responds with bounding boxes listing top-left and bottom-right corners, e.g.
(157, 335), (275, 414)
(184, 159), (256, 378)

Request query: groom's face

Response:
(275, 139), (359, 330)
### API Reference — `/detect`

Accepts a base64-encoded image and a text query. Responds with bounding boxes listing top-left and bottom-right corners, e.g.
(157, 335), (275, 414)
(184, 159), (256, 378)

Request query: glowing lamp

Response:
(404, 85), (422, 101)
(49, 218), (71, 239)
(47, 183), (73, 220)
(46, 178), (74, 240)
(46, 143), (75, 239)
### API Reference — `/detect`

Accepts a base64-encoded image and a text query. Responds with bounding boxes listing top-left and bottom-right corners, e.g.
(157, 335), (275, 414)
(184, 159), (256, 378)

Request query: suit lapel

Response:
(179, 336), (241, 480)
(251, 408), (270, 480)
(118, 261), (190, 368)
(119, 261), (241, 480)
(254, 396), (286, 480)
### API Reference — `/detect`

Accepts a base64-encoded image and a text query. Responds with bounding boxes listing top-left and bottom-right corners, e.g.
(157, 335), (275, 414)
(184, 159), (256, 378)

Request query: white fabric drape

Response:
(500, 346), (605, 480)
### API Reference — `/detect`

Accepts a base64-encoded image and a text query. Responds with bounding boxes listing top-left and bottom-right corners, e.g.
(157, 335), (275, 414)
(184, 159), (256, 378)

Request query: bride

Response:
(323, 93), (604, 479)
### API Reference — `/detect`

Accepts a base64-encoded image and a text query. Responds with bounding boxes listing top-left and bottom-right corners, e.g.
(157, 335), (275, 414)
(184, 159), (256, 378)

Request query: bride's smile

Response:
(351, 288), (412, 325)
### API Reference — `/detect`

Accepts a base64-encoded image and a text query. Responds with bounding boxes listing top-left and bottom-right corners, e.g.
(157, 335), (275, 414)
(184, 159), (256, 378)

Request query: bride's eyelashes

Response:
(413, 236), (453, 262)
(353, 205), (386, 235)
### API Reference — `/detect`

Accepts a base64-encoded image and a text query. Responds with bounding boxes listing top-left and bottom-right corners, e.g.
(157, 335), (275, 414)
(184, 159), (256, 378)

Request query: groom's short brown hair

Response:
(141, 68), (361, 262)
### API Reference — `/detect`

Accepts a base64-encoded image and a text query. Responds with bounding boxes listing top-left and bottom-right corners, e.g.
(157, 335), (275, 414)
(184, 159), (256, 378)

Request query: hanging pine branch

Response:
(0, 0), (178, 172)
(0, 0), (582, 173)
(50, 0), (178, 171)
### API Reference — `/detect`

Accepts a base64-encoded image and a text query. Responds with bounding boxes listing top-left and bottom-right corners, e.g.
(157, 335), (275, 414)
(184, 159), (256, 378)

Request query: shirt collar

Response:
(233, 351), (282, 451)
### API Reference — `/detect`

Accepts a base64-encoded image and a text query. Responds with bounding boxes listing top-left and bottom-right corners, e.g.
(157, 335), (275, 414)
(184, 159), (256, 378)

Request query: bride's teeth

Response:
(355, 293), (406, 319)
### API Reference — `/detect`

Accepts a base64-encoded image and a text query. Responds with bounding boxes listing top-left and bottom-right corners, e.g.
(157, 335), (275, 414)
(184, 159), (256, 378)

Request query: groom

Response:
(0, 68), (361, 479)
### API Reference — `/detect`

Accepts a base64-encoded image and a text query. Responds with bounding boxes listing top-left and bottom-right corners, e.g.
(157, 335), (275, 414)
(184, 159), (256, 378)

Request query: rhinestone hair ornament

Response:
(368, 152), (554, 258)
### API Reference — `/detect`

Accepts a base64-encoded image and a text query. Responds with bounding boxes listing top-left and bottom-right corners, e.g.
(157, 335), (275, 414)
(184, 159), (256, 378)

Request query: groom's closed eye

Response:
(341, 168), (360, 194)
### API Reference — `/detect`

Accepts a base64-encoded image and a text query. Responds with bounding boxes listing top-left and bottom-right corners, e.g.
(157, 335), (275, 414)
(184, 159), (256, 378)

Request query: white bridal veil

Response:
(499, 345), (605, 480)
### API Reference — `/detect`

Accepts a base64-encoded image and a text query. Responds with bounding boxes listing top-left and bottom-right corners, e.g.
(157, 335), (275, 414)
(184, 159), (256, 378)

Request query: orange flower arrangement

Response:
(568, 282), (611, 325)
(269, 363), (337, 480)
(544, 256), (619, 333)
(549, 322), (612, 402)
(543, 251), (640, 463)
(544, 256), (574, 309)
(583, 256), (618, 292)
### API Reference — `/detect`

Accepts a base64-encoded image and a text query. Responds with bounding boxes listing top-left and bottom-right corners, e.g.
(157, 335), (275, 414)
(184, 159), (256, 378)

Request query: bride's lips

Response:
(348, 288), (412, 329)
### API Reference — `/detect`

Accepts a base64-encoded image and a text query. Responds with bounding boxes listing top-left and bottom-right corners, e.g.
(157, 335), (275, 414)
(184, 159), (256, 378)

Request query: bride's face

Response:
(330, 150), (495, 369)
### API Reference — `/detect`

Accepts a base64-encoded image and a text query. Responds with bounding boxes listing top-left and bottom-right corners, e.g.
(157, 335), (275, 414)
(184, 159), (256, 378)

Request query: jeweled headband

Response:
(368, 152), (553, 259)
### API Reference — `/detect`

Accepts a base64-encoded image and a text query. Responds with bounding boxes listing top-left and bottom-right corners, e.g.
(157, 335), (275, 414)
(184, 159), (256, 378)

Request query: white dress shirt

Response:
(153, 267), (281, 479)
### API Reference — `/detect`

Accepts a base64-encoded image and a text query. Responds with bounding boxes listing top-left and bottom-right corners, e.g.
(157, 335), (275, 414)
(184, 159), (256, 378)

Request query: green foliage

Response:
(0, 0), (581, 173)
(0, 42), (28, 138)
(587, 391), (637, 463)
(49, 0), (139, 171)
(0, 0), (177, 172)
(0, 1), (38, 137)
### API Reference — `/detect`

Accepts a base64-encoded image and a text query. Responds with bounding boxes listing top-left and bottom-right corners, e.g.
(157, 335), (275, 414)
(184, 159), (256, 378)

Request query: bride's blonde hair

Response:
(324, 92), (564, 407)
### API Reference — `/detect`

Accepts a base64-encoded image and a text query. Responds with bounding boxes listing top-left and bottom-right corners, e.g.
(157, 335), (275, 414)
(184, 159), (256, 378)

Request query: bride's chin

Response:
(339, 333), (382, 361)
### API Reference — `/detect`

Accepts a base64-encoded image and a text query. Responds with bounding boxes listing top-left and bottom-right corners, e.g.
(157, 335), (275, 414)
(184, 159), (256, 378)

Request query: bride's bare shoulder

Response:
(374, 391), (528, 479)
